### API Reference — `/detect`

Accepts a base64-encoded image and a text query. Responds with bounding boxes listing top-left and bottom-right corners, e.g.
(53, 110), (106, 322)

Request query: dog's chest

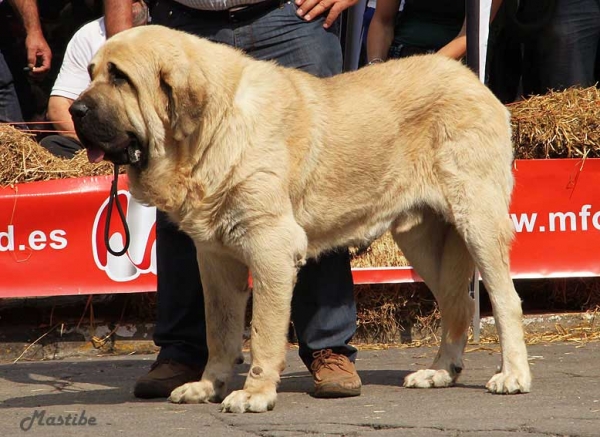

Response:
(130, 167), (210, 226)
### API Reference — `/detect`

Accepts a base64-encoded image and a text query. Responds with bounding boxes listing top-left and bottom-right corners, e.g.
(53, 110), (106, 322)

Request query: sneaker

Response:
(310, 349), (362, 398)
(133, 359), (204, 399)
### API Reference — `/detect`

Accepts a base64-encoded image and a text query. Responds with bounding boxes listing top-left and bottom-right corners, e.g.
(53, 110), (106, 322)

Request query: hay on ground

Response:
(476, 307), (600, 347)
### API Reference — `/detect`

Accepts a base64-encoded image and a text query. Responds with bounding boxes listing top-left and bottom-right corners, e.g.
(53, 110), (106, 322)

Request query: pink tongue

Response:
(87, 147), (105, 163)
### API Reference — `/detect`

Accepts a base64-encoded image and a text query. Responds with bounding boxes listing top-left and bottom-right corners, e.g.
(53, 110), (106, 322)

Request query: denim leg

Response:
(0, 50), (24, 124)
(524, 0), (600, 93)
(235, 2), (343, 76)
(291, 251), (357, 368)
(150, 0), (235, 43)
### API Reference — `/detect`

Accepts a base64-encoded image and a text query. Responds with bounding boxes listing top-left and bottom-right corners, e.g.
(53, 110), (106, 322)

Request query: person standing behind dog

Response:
(521, 0), (600, 95)
(103, 0), (363, 400)
(0, 0), (51, 126)
(366, 0), (503, 62)
(39, 0), (149, 158)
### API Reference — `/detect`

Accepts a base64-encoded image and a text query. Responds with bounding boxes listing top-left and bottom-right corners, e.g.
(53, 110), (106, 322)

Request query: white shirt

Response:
(50, 17), (107, 100)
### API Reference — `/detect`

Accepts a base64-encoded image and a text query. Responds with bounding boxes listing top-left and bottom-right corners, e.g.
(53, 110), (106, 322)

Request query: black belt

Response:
(160, 0), (286, 23)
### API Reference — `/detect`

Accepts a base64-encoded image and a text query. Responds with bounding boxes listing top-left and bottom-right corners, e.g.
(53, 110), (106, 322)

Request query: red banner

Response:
(0, 176), (156, 297)
(1, 159), (600, 297)
(509, 158), (600, 278)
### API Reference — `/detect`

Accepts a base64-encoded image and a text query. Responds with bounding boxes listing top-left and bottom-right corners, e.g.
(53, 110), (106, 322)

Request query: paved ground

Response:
(1, 341), (599, 437)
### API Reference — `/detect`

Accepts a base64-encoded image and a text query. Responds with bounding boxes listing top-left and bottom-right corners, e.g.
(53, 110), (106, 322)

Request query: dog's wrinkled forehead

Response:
(88, 41), (140, 83)
(86, 25), (204, 90)
(88, 27), (164, 83)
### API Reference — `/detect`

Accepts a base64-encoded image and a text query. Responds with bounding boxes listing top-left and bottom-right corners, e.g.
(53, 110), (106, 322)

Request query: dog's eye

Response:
(107, 62), (130, 86)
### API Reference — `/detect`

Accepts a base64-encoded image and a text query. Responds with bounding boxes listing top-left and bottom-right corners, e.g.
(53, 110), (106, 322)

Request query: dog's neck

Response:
(126, 129), (243, 233)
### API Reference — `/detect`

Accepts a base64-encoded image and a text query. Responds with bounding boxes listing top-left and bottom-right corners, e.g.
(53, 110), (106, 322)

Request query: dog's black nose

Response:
(69, 100), (89, 119)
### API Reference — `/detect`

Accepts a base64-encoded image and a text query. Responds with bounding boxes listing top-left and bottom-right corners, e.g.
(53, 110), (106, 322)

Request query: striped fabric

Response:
(173, 0), (268, 10)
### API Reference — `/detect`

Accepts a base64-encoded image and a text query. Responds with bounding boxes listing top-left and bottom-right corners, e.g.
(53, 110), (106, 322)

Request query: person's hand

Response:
(437, 36), (466, 61)
(25, 30), (52, 78)
(295, 0), (359, 29)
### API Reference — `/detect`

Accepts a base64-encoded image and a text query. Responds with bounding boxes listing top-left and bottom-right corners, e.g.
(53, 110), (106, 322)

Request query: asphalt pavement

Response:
(1, 341), (599, 437)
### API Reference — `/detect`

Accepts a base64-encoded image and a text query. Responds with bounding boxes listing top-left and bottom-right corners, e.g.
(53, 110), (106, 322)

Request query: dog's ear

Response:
(159, 64), (206, 142)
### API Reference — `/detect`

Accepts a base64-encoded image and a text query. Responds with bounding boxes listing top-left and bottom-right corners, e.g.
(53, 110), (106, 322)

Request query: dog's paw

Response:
(168, 381), (217, 404)
(220, 389), (276, 413)
(404, 369), (454, 388)
(486, 371), (531, 394)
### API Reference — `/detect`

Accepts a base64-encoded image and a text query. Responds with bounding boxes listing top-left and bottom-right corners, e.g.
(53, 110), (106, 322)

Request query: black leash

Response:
(104, 164), (131, 256)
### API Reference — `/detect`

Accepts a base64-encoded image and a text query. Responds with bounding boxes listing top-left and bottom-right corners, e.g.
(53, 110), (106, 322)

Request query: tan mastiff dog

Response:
(70, 25), (531, 413)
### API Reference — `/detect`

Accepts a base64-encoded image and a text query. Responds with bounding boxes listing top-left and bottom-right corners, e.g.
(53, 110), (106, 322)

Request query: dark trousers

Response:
(40, 135), (84, 158)
(151, 0), (357, 370)
(0, 50), (23, 125)
(522, 0), (600, 93)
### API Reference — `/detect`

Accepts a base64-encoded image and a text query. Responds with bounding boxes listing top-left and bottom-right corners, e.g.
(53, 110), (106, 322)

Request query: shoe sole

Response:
(312, 383), (361, 398)
(133, 382), (173, 399)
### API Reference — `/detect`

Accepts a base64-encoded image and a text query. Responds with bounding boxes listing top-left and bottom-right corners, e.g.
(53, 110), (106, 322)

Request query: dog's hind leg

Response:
(169, 251), (250, 405)
(455, 199), (531, 394)
(220, 215), (308, 413)
(392, 210), (475, 389)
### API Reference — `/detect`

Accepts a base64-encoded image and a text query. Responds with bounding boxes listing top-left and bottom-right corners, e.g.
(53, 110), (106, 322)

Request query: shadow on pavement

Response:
(0, 357), (453, 408)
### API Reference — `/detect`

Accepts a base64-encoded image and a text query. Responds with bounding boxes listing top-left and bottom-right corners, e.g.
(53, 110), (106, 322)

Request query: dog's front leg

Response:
(220, 217), (307, 413)
(169, 250), (250, 405)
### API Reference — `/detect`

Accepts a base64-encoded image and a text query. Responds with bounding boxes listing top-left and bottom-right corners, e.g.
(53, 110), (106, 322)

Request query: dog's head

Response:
(70, 25), (209, 167)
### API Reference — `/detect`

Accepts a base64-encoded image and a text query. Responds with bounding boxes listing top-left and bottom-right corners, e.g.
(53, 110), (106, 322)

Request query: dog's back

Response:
(278, 55), (513, 256)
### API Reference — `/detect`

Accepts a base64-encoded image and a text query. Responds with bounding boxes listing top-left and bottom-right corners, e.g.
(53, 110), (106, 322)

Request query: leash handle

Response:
(104, 164), (130, 257)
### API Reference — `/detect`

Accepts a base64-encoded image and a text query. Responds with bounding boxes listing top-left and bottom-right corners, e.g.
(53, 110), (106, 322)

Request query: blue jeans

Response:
(0, 50), (24, 124)
(150, 0), (357, 370)
(523, 0), (600, 93)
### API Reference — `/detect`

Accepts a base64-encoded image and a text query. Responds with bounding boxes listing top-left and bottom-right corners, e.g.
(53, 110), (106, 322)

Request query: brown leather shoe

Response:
(133, 359), (204, 399)
(310, 349), (362, 398)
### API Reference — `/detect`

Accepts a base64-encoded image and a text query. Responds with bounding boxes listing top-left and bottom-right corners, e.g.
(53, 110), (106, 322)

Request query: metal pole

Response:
(343, 0), (368, 72)
(466, 0), (492, 343)
(466, 0), (481, 78)
(466, 0), (492, 82)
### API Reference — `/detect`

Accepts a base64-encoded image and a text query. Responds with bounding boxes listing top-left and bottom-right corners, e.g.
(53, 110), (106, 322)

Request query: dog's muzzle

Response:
(70, 100), (147, 169)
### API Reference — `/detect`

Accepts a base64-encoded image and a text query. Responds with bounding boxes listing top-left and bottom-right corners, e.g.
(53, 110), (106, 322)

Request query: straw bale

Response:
(3, 86), (599, 186)
(353, 283), (438, 344)
(544, 277), (600, 310)
(350, 232), (408, 268)
(511, 86), (600, 159)
(0, 124), (115, 187)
